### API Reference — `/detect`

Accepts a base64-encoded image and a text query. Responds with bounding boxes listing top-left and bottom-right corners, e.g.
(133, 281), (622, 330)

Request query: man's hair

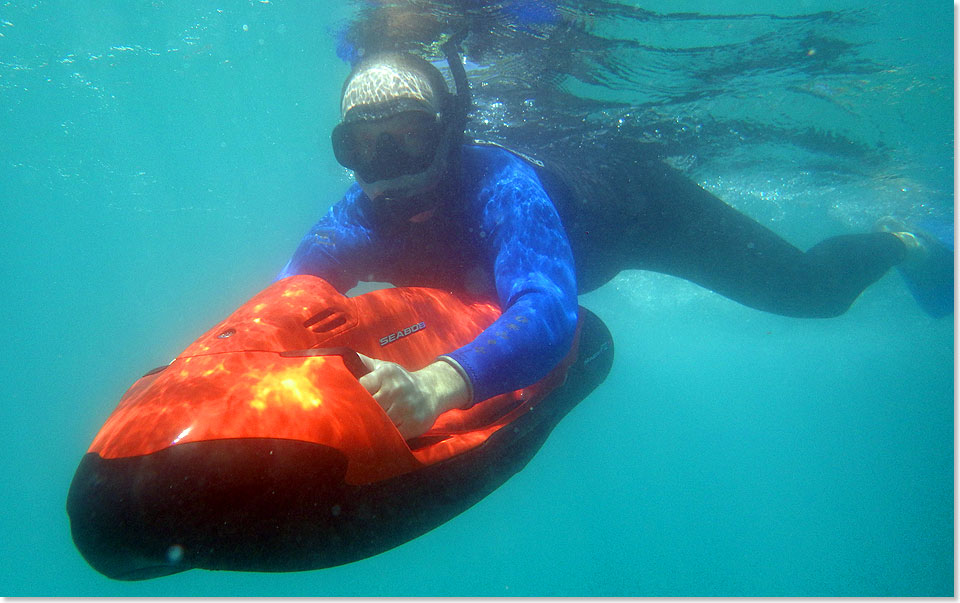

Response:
(339, 53), (451, 122)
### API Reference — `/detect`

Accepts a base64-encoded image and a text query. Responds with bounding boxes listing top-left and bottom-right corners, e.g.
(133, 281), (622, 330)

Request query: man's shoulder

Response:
(460, 142), (547, 195)
(459, 142), (562, 228)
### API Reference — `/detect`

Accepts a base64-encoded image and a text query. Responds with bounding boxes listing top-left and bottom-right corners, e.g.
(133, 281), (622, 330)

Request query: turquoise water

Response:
(1, 1), (953, 596)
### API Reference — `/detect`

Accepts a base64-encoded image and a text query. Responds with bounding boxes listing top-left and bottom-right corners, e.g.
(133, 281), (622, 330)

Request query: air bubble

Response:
(166, 544), (185, 564)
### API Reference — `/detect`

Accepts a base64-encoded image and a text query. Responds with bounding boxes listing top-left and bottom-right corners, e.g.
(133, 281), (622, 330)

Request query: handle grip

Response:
(279, 347), (371, 379)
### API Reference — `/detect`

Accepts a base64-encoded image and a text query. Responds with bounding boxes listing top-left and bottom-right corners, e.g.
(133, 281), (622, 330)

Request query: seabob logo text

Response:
(379, 321), (426, 346)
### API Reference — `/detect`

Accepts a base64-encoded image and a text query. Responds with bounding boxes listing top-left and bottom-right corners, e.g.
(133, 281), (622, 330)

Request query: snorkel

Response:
(439, 28), (472, 152)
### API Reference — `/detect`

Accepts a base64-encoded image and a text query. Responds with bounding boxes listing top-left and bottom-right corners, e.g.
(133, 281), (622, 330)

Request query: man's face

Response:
(332, 110), (442, 184)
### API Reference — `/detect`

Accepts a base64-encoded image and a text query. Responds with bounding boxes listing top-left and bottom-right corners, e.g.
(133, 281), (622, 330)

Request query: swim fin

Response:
(896, 219), (954, 318)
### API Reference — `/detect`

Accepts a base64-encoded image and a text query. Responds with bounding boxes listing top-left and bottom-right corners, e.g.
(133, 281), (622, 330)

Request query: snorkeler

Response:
(278, 49), (953, 440)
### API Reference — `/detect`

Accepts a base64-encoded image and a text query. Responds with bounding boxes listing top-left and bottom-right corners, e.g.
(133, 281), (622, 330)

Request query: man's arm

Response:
(275, 185), (374, 292)
(443, 150), (579, 405)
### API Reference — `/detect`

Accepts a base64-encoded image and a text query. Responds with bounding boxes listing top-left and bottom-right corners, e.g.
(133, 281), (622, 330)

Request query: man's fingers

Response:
(358, 369), (381, 396)
(356, 352), (379, 373)
(351, 357), (424, 439)
(356, 353), (386, 395)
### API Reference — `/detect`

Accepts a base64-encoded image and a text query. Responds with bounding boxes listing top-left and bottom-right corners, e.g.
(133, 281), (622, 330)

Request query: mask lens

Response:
(331, 112), (442, 182)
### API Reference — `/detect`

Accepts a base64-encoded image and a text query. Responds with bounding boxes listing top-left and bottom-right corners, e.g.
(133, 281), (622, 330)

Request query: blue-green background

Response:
(1, 1), (953, 596)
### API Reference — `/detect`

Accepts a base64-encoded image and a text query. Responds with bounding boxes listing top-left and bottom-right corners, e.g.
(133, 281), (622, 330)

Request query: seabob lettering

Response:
(379, 321), (426, 346)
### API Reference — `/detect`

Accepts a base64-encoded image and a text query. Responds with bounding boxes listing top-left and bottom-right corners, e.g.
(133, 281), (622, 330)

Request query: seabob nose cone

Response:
(67, 450), (191, 581)
(66, 438), (350, 580)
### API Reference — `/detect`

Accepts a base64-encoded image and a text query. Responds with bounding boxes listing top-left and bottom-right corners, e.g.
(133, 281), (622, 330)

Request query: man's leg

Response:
(550, 155), (909, 317)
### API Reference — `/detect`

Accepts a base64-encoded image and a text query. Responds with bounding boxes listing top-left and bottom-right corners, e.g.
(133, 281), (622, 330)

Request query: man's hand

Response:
(357, 354), (470, 440)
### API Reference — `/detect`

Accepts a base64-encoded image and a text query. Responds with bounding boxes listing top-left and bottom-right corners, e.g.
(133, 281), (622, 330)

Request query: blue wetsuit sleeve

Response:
(444, 156), (579, 404)
(275, 186), (372, 293)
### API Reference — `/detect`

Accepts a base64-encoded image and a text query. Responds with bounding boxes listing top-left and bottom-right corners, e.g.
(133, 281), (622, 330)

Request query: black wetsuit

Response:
(532, 145), (907, 318)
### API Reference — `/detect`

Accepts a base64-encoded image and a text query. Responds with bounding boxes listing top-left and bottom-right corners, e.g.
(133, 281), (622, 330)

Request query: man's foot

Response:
(874, 217), (927, 262)
(873, 216), (954, 317)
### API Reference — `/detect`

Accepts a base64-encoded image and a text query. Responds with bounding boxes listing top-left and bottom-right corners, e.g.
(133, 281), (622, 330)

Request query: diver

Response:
(277, 48), (954, 440)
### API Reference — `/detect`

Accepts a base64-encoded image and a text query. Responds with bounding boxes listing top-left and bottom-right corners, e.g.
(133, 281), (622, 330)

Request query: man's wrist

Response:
(422, 358), (471, 412)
